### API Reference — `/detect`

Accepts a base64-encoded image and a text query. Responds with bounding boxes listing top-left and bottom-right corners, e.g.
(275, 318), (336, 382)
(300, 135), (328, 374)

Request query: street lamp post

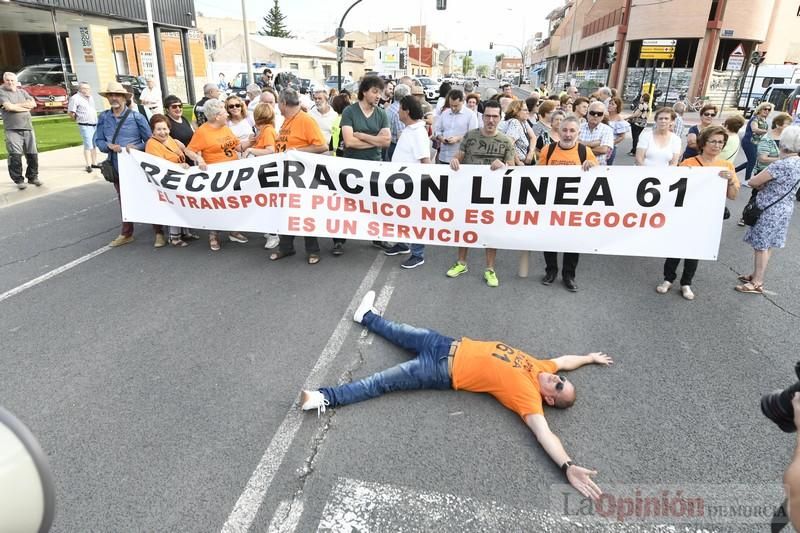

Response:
(336, 0), (364, 92)
(491, 42), (524, 86)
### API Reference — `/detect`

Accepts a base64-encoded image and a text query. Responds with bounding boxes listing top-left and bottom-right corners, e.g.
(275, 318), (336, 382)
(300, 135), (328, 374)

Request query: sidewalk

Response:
(0, 146), (106, 208)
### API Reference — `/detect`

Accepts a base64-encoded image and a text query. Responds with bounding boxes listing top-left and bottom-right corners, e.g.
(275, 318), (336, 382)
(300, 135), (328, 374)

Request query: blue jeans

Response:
(391, 243), (425, 258)
(736, 140), (757, 178)
(320, 312), (453, 407)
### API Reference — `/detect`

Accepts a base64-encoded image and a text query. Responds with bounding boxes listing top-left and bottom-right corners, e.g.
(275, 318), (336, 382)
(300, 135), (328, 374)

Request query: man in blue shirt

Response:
(94, 81), (152, 248)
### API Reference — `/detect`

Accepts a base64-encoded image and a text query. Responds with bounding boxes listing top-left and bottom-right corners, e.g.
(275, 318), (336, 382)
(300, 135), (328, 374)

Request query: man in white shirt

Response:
(139, 78), (162, 119)
(578, 101), (614, 165)
(383, 95), (432, 269)
(67, 81), (99, 172)
(309, 89), (337, 146)
(433, 89), (478, 164)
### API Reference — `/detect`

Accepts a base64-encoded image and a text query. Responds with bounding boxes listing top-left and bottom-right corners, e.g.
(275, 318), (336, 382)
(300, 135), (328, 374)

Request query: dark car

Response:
(116, 75), (146, 100)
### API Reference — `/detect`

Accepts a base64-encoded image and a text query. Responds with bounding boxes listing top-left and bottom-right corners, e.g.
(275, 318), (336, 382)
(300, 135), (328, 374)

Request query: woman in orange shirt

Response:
(145, 114), (200, 248)
(243, 103), (277, 157)
(655, 126), (739, 300)
(184, 98), (249, 251)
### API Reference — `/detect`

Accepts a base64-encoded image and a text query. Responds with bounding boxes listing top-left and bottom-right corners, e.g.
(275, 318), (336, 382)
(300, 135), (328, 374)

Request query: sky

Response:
(194, 0), (564, 65)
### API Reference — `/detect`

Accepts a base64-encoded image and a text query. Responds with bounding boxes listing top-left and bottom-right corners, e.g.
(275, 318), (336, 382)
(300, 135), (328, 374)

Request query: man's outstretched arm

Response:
(552, 352), (613, 371)
(524, 414), (602, 501)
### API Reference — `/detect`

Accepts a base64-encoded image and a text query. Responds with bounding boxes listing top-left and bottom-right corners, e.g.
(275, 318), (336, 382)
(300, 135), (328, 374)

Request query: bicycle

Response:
(678, 94), (708, 112)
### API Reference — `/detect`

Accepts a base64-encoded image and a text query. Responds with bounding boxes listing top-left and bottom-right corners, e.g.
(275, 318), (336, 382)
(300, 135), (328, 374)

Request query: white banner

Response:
(118, 151), (728, 260)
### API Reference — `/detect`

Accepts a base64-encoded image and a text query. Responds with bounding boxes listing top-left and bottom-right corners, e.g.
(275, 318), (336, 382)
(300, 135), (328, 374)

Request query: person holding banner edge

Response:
(447, 100), (516, 287)
(539, 116), (598, 292)
(655, 126), (739, 300)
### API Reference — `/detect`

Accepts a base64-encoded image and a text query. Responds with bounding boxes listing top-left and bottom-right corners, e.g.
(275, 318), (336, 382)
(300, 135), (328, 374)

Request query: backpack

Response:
(544, 142), (587, 165)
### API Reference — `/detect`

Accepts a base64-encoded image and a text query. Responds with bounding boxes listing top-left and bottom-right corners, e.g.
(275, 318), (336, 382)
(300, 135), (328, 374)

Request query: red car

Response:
(15, 65), (71, 114)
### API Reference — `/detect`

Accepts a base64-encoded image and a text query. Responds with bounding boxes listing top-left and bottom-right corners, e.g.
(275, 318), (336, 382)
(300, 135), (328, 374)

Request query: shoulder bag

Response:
(99, 109), (131, 183)
(742, 178), (800, 226)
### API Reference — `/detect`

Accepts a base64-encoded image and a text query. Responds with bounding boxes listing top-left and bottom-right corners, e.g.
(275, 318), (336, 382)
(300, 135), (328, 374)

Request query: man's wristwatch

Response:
(561, 461), (575, 475)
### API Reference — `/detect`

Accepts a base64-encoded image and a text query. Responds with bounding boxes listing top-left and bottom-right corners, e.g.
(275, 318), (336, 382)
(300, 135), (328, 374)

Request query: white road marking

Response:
(221, 254), (388, 533)
(268, 500), (304, 533)
(316, 478), (718, 533)
(0, 246), (111, 304)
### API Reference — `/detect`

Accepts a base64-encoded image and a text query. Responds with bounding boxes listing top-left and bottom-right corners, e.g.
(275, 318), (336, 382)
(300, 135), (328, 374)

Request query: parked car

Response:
(116, 75), (146, 100)
(416, 76), (439, 102)
(755, 84), (800, 121)
(228, 69), (301, 99)
(325, 75), (353, 89)
(15, 65), (76, 114)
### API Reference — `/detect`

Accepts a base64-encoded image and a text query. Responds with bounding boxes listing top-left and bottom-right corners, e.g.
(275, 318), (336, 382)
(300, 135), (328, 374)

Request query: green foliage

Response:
(258, 0), (293, 38)
(462, 55), (474, 76)
(0, 115), (81, 159)
(495, 53), (505, 64)
(476, 65), (489, 78)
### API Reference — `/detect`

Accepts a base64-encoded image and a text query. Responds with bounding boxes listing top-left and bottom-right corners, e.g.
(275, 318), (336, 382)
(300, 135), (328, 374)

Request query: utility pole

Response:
(241, 0), (254, 84)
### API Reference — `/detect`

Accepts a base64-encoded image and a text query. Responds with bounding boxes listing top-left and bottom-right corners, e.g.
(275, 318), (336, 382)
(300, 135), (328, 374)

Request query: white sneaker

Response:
(353, 290), (376, 324)
(300, 390), (329, 417)
(681, 285), (695, 301)
(264, 234), (280, 249)
(655, 281), (672, 294)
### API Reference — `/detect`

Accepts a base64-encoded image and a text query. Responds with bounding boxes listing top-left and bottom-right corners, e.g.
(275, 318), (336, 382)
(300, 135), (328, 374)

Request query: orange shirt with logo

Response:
(275, 111), (325, 152)
(679, 156), (739, 199)
(451, 337), (558, 418)
(145, 137), (185, 164)
(186, 123), (240, 164)
(254, 124), (277, 150)
(539, 143), (598, 166)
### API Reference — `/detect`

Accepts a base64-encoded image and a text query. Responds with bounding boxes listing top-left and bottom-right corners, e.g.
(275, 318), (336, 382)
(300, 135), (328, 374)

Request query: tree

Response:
(462, 55), (474, 76)
(476, 65), (489, 78)
(495, 53), (505, 64)
(259, 0), (293, 38)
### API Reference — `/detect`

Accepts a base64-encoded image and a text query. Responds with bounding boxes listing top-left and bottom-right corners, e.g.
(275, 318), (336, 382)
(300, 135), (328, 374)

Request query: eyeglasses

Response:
(588, 110), (604, 117)
(227, 104), (242, 109)
(706, 139), (726, 145)
(483, 114), (501, 120)
(702, 112), (716, 117)
(555, 375), (567, 392)
(169, 103), (182, 109)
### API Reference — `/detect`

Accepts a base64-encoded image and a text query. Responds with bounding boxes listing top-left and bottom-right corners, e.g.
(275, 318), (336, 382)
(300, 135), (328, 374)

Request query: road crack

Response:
(0, 226), (117, 269)
(722, 261), (800, 319)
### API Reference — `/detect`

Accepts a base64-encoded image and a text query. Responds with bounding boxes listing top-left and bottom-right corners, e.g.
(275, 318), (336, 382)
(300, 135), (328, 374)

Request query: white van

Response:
(738, 64), (800, 111)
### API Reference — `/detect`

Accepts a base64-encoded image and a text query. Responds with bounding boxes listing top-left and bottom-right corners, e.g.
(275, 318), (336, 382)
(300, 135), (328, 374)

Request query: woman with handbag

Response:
(144, 114), (194, 248)
(627, 93), (650, 156)
(655, 126), (739, 300)
(736, 102), (773, 179)
(736, 126), (800, 294)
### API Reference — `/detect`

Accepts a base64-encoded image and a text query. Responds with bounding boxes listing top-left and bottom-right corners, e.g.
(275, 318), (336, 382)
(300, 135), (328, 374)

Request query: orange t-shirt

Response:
(186, 123), (240, 164)
(145, 137), (185, 164)
(275, 111), (325, 152)
(254, 124), (277, 150)
(679, 156), (739, 199)
(540, 142), (598, 166)
(451, 337), (558, 418)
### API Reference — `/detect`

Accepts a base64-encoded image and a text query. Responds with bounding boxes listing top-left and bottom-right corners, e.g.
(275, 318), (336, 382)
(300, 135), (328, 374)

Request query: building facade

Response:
(531, 0), (799, 107)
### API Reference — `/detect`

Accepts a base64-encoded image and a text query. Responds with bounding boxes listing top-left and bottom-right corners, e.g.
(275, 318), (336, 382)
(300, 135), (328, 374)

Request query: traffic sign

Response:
(727, 56), (744, 71)
(730, 43), (745, 57)
(641, 46), (675, 53)
(643, 39), (677, 47)
(640, 52), (675, 60)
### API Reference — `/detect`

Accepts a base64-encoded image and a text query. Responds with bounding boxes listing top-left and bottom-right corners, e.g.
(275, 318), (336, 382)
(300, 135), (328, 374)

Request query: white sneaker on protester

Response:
(300, 390), (329, 417)
(353, 290), (376, 324)
(264, 234), (280, 249)
(655, 281), (672, 294)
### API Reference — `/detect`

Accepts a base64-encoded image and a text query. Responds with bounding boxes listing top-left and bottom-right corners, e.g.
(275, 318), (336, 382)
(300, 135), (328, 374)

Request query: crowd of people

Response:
(3, 69), (800, 298)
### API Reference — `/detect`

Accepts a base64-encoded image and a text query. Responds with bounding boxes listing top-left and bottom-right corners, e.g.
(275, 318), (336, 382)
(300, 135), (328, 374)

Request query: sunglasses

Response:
(588, 110), (604, 117)
(555, 375), (567, 392)
(227, 104), (242, 109)
(169, 103), (182, 109)
(702, 112), (716, 117)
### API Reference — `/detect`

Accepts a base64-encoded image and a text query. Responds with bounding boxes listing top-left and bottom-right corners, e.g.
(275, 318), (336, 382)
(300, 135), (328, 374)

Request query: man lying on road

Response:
(300, 291), (613, 500)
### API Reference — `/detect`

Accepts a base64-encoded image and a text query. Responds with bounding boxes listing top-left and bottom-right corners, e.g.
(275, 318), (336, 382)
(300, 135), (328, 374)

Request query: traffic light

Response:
(749, 50), (766, 66)
(489, 42), (494, 50)
(606, 44), (617, 65)
(436, 0), (447, 9)
(468, 50), (472, 57)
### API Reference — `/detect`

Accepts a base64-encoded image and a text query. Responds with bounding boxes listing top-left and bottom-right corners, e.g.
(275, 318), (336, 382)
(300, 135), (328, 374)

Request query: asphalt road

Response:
(2, 127), (800, 532)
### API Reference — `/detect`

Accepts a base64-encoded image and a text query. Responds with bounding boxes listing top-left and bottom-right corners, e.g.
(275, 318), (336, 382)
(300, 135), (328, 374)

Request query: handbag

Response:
(99, 109), (131, 183)
(742, 179), (800, 226)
